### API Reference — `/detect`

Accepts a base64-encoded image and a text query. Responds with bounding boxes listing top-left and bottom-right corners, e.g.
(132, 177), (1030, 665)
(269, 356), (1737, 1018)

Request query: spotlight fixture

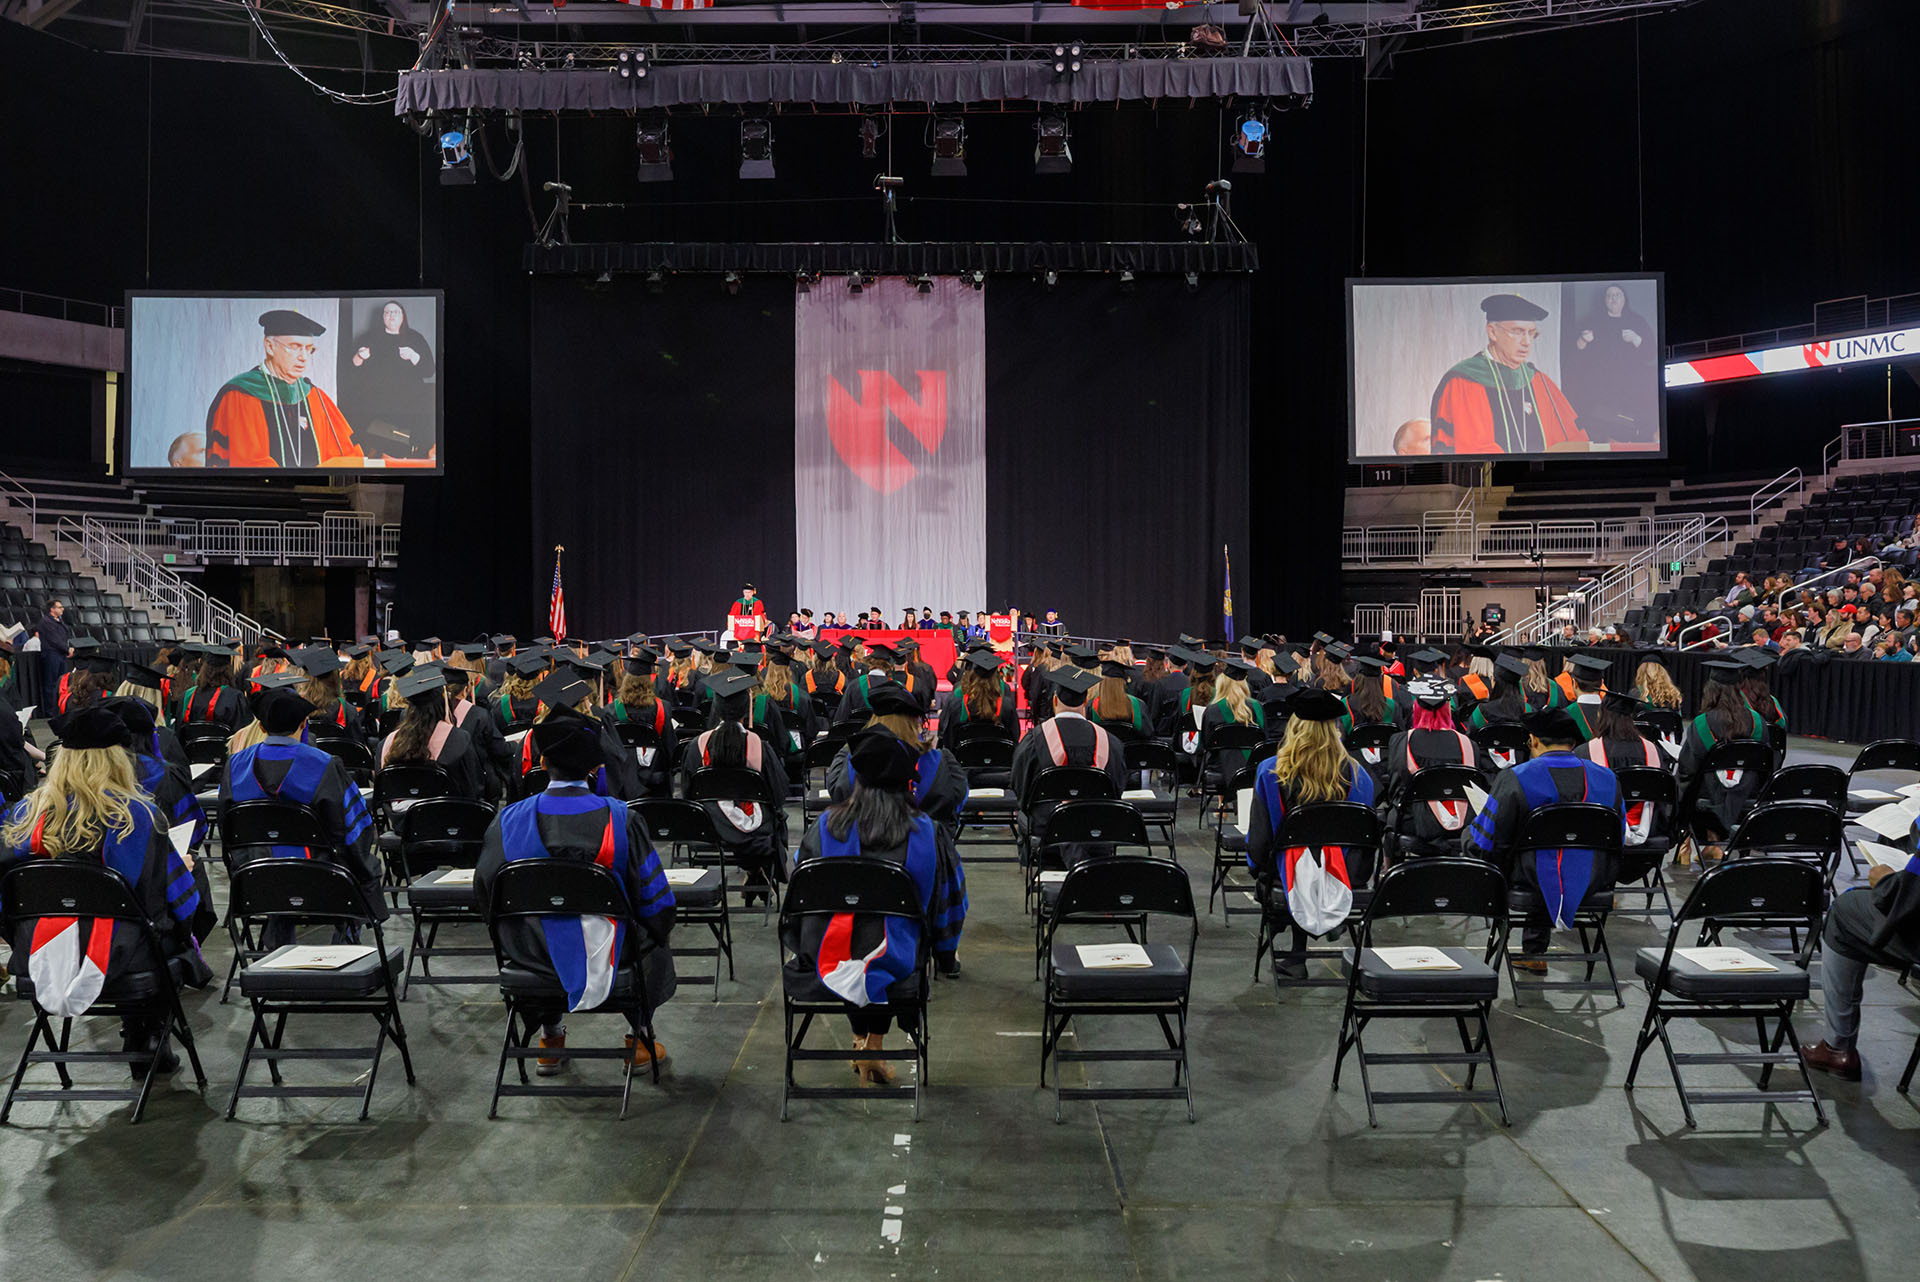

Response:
(635, 118), (673, 183)
(437, 120), (475, 186)
(848, 274), (867, 295)
(966, 269), (985, 291)
(739, 117), (775, 180)
(914, 274), (934, 295)
(859, 115), (881, 160)
(723, 271), (742, 296)
(1052, 41), (1082, 75)
(1185, 270), (1199, 292)
(1044, 270), (1058, 291)
(614, 48), (648, 79)
(645, 269), (665, 294)
(1231, 105), (1268, 174)
(795, 269), (814, 294)
(1175, 202), (1202, 237)
(1033, 111), (1071, 175)
(930, 116), (966, 178)
(1118, 269), (1136, 293)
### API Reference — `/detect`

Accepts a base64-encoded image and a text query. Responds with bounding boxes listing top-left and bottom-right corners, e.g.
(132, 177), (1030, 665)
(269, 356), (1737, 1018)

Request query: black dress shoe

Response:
(936, 955), (961, 978)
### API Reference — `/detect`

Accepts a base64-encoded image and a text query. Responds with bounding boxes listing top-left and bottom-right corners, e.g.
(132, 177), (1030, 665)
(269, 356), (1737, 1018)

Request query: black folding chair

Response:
(613, 720), (665, 783)
(1756, 763), (1848, 812)
(1254, 801), (1384, 993)
(515, 766), (551, 802)
(688, 765), (784, 919)
(1016, 765), (1120, 873)
(369, 762), (456, 905)
(397, 797), (497, 994)
(1030, 800), (1157, 977)
(1723, 801), (1847, 954)
(1503, 802), (1625, 1007)
(218, 798), (348, 1001)
(1612, 765), (1679, 921)
(1470, 723), (1531, 772)
(1632, 707), (1686, 767)
(1121, 739), (1181, 861)
(1625, 859), (1828, 1129)
(377, 706), (406, 737)
(484, 859), (665, 1119)
(1041, 856), (1198, 1123)
(1343, 723), (1399, 773)
(950, 736), (1022, 860)
(630, 798), (733, 999)
(226, 858), (413, 1121)
(1389, 764), (1485, 861)
(1677, 739), (1774, 844)
(1844, 739), (1920, 814)
(1332, 858), (1510, 1127)
(1197, 723), (1265, 829)
(669, 705), (706, 735)
(0, 861), (208, 1125)
(310, 734), (375, 788)
(778, 856), (931, 1120)
(1207, 761), (1264, 926)
(800, 737), (843, 831)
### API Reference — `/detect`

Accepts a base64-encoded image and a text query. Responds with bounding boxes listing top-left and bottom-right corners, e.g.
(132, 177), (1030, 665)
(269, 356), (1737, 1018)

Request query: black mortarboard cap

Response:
(119, 661), (167, 688)
(530, 707), (604, 777)
(964, 650), (1004, 674)
(1238, 636), (1266, 655)
(378, 652), (415, 676)
(395, 669), (447, 700)
(1409, 648), (1448, 667)
(343, 644), (372, 660)
(533, 673), (591, 709)
(1523, 707), (1583, 743)
(51, 705), (132, 750)
(1601, 691), (1645, 717)
(865, 680), (922, 718)
(1734, 647), (1778, 670)
(1099, 659), (1133, 679)
(254, 686), (317, 734)
(848, 729), (917, 789)
(864, 643), (899, 665)
(1406, 678), (1453, 708)
(1288, 690), (1346, 722)
(1221, 656), (1259, 678)
(456, 642), (487, 659)
(441, 665), (472, 689)
(1326, 643), (1352, 662)
(296, 647), (344, 677)
(1351, 655), (1386, 672)
(1047, 666), (1100, 697)
(705, 668), (759, 702)
(1480, 293), (1549, 323)
(103, 695), (156, 738)
(1493, 654), (1530, 682)
(1703, 660), (1746, 685)
(764, 650), (792, 668)
(1272, 651), (1301, 676)
(508, 652), (549, 677)
(258, 308), (326, 337)
(1566, 654), (1612, 677)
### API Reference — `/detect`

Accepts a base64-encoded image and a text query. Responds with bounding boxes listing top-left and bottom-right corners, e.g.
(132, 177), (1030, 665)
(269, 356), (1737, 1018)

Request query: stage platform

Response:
(1, 738), (1914, 1282)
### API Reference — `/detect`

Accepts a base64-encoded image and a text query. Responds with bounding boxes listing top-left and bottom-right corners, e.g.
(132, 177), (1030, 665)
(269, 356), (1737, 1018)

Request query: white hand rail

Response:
(1749, 467), (1804, 528)
(1767, 556), (1882, 610)
(60, 516), (284, 648)
(0, 470), (38, 542)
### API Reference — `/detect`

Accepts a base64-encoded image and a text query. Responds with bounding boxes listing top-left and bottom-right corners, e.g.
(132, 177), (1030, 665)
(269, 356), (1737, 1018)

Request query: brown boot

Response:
(625, 1035), (669, 1068)
(854, 1033), (896, 1085)
(1674, 838), (1693, 867)
(536, 1031), (568, 1077)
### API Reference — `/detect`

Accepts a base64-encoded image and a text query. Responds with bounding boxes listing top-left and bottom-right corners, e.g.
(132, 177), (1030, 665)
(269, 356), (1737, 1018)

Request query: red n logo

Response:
(826, 370), (948, 494)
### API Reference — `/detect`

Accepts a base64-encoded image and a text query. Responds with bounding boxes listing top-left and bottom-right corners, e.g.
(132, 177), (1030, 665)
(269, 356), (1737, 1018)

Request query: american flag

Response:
(549, 547), (567, 640)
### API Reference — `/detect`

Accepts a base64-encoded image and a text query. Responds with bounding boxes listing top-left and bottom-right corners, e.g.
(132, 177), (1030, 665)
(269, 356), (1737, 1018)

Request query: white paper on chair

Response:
(1235, 787), (1253, 835)
(663, 868), (710, 886)
(253, 944), (376, 970)
(1854, 799), (1920, 840)
(1898, 783), (1920, 798)
(1121, 788), (1156, 801)
(1463, 782), (1491, 814)
(1038, 870), (1068, 885)
(1674, 946), (1777, 973)
(967, 787), (1006, 799)
(1850, 788), (1904, 804)
(1075, 942), (1153, 969)
(1658, 739), (1683, 761)
(190, 763), (216, 782)
(166, 821), (196, 859)
(1857, 841), (1914, 871)
(433, 868), (477, 886)
(1371, 946), (1461, 971)
(15, 705), (33, 726)
(388, 798), (418, 815)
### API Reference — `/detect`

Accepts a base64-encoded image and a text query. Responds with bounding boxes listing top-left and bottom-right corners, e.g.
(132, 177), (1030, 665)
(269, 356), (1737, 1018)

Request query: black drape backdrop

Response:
(529, 274), (1249, 640)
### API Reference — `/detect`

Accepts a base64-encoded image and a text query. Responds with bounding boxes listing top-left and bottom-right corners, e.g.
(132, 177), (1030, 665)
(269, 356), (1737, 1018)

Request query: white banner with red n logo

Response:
(794, 277), (986, 613)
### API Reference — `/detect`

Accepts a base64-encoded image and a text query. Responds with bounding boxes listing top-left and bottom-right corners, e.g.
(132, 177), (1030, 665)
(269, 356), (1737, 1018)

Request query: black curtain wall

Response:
(529, 273), (1250, 640)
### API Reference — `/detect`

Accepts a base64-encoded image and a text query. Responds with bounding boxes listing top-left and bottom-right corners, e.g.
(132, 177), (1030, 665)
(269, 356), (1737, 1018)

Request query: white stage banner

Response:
(794, 276), (987, 615)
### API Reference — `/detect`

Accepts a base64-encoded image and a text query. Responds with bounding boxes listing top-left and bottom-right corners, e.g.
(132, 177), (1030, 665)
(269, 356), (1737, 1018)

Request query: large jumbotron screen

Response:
(124, 291), (444, 475)
(1346, 274), (1665, 462)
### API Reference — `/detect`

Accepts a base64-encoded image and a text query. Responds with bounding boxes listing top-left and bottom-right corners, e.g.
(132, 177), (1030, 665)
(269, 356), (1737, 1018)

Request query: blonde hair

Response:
(229, 721), (267, 754)
(499, 671), (537, 703)
(113, 679), (166, 726)
(1108, 644), (1134, 668)
(1272, 717), (1353, 805)
(2, 746), (144, 855)
(759, 661), (793, 704)
(867, 710), (933, 752)
(1468, 655), (1495, 683)
(300, 671), (342, 710)
(1635, 660), (1683, 710)
(1216, 674), (1255, 726)
(1523, 658), (1550, 695)
(667, 653), (697, 686)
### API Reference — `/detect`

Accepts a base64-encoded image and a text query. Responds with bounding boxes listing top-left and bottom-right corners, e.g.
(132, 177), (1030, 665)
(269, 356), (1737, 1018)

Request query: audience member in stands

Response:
(1818, 606), (1855, 650)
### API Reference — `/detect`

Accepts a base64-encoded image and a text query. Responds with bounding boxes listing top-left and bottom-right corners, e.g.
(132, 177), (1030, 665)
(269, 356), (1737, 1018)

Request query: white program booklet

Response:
(1854, 799), (1920, 840)
(663, 868), (711, 886)
(1849, 788), (1904, 805)
(504, 729), (531, 745)
(190, 762), (216, 782)
(1371, 946), (1462, 971)
(967, 787), (1006, 799)
(432, 868), (478, 886)
(166, 820), (197, 858)
(1857, 840), (1914, 871)
(1121, 789), (1157, 801)
(254, 945), (376, 971)
(15, 705), (33, 726)
(1235, 787), (1253, 835)
(1658, 739), (1683, 761)
(1075, 943), (1153, 969)
(1674, 946), (1777, 973)
(1038, 870), (1068, 885)
(1463, 782), (1491, 814)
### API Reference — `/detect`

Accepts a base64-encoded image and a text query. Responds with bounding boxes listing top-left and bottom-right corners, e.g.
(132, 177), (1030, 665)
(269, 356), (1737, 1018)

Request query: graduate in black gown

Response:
(828, 680), (968, 826)
(682, 668), (789, 904)
(756, 647), (813, 780)
(938, 647), (1021, 742)
(377, 668), (487, 799)
(602, 649), (679, 798)
(442, 664), (509, 802)
(1381, 678), (1488, 860)
(489, 652), (550, 733)
(897, 638), (940, 708)
(1010, 666), (1130, 868)
(833, 643), (913, 723)
(179, 649), (247, 732)
(1675, 660), (1770, 860)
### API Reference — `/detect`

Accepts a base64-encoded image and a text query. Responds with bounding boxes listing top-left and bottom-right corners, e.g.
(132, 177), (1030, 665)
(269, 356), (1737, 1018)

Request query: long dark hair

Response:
(389, 690), (446, 763)
(1479, 675), (1527, 723)
(704, 696), (751, 768)
(961, 666), (1002, 719)
(826, 781), (914, 848)
(1588, 703), (1642, 743)
(617, 671), (658, 712)
(1697, 680), (1750, 742)
(1344, 669), (1387, 722)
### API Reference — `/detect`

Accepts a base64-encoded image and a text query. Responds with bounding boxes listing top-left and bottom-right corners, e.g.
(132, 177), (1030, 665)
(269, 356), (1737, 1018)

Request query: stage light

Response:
(739, 117), (775, 180)
(1044, 270), (1058, 291)
(437, 121), (475, 185)
(1119, 269), (1136, 293)
(636, 118), (673, 183)
(614, 49), (647, 79)
(1185, 270), (1199, 291)
(1231, 105), (1268, 174)
(645, 270), (665, 294)
(930, 116), (966, 178)
(723, 271), (742, 296)
(914, 274), (934, 294)
(859, 116), (881, 159)
(966, 269), (985, 291)
(849, 274), (867, 295)
(1052, 41), (1082, 74)
(1033, 112), (1071, 175)
(795, 270), (814, 294)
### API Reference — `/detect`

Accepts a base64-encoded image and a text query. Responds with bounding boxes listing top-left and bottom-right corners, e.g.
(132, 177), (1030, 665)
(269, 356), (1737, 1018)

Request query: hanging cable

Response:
(241, 0), (397, 104)
(1634, 16), (1646, 270)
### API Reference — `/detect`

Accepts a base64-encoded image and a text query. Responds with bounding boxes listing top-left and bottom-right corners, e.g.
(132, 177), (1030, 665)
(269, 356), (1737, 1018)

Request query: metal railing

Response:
(0, 286), (124, 329)
(1825, 419), (1920, 473)
(1477, 521), (1536, 559)
(1666, 290), (1920, 362)
(1340, 524), (1424, 566)
(1749, 467), (1805, 527)
(161, 509), (397, 565)
(1423, 508), (1475, 561)
(0, 470), (39, 542)
(1766, 556), (1883, 610)
(1344, 511), (1706, 568)
(1350, 601), (1442, 643)
(1418, 587), (1464, 641)
(60, 516), (284, 648)
(1496, 515), (1729, 644)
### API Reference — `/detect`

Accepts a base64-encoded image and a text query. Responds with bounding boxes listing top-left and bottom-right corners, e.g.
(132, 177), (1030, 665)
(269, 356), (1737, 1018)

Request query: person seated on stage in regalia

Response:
(681, 668), (789, 906)
(1, 705), (213, 1076)
(474, 707), (678, 1076)
(788, 730), (968, 1081)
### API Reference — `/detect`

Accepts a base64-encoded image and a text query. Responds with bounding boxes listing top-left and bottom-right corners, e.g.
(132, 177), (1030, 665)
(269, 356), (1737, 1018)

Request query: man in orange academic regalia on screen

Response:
(1429, 293), (1584, 456)
(204, 309), (362, 468)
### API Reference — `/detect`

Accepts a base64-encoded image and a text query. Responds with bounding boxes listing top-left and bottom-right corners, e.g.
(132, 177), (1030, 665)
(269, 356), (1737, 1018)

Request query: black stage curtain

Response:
(529, 273), (1248, 641)
(1548, 647), (1917, 744)
(529, 276), (797, 638)
(986, 275), (1250, 640)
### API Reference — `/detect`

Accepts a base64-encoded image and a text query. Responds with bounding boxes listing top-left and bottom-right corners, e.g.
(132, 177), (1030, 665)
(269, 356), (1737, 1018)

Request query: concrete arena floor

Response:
(1, 736), (1917, 1282)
